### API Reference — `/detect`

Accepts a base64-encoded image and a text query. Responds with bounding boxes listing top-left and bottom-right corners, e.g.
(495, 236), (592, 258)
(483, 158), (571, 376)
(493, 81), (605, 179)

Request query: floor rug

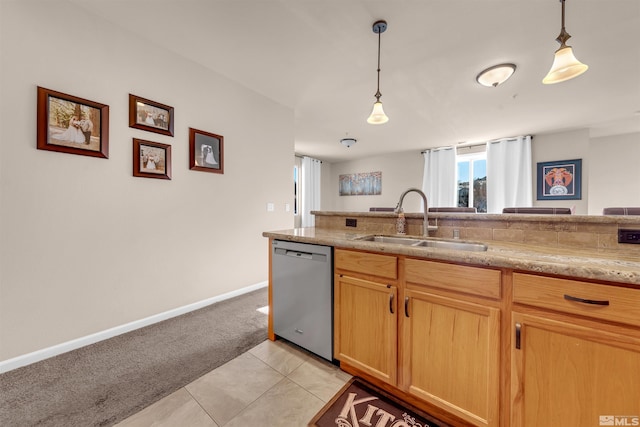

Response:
(309, 377), (449, 427)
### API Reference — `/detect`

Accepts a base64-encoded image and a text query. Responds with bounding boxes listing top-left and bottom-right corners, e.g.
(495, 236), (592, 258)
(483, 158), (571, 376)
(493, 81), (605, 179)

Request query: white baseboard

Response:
(0, 281), (268, 374)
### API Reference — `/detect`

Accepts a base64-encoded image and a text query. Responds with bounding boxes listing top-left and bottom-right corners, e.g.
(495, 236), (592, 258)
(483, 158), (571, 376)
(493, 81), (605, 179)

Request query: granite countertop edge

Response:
(263, 228), (640, 287)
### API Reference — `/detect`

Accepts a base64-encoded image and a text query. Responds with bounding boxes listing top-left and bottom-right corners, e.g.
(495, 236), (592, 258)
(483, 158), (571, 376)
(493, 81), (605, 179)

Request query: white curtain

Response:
(300, 156), (321, 227)
(422, 148), (457, 208)
(486, 135), (532, 213)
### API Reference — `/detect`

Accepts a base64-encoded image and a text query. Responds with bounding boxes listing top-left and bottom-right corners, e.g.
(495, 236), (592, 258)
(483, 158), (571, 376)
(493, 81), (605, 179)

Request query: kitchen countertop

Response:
(263, 228), (640, 287)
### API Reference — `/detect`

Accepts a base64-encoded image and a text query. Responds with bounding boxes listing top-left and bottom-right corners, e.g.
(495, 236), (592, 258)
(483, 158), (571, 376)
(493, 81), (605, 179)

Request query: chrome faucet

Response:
(395, 188), (432, 236)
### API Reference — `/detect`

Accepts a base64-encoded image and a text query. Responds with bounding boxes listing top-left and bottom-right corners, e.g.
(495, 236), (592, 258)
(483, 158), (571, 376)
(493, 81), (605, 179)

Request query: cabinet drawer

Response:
(513, 273), (640, 326)
(405, 258), (501, 299)
(335, 249), (397, 280)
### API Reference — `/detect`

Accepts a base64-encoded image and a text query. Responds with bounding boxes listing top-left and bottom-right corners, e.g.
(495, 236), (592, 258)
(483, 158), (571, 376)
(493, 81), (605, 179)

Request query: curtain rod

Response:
(421, 135), (533, 153)
(296, 154), (322, 163)
(421, 146), (455, 154)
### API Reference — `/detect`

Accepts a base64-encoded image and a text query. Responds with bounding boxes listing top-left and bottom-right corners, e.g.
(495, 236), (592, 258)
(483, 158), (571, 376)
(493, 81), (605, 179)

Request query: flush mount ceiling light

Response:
(340, 138), (357, 148)
(366, 20), (389, 125)
(476, 63), (517, 87)
(543, 0), (588, 84)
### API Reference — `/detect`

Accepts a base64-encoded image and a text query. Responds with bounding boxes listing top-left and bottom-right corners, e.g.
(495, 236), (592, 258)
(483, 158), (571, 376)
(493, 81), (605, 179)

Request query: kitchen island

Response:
(263, 212), (640, 427)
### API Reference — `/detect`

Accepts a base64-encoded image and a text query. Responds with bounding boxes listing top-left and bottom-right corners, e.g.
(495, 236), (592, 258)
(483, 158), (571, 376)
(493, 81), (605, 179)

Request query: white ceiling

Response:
(74, 0), (640, 163)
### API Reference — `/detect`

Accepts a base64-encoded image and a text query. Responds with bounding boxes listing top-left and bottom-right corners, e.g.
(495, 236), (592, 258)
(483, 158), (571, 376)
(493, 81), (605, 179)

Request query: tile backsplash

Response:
(313, 212), (640, 254)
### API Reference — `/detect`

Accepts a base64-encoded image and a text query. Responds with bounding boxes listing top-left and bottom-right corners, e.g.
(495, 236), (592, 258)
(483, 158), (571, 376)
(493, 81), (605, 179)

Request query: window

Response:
(457, 151), (487, 212)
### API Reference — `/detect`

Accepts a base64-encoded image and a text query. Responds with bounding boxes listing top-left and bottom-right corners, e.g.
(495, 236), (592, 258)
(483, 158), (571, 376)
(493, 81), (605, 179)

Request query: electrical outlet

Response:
(619, 229), (640, 244)
(346, 218), (357, 227)
(266, 203), (274, 212)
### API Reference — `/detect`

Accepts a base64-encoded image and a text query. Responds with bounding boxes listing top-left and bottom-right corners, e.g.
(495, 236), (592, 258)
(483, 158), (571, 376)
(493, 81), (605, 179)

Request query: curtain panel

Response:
(422, 148), (457, 208)
(486, 135), (532, 213)
(301, 156), (321, 227)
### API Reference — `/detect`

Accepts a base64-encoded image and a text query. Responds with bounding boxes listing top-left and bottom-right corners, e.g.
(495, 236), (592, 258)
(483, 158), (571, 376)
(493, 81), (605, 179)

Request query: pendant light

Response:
(542, 0), (588, 84)
(367, 20), (389, 125)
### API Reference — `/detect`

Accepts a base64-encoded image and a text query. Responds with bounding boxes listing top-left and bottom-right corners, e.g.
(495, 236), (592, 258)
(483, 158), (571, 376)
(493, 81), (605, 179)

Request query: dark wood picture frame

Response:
(189, 127), (224, 174)
(129, 94), (174, 137)
(536, 158), (582, 200)
(37, 86), (109, 158)
(133, 139), (172, 180)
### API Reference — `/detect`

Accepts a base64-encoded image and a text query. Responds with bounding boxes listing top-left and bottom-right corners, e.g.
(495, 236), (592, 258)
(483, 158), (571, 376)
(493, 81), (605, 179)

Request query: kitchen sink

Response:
(356, 235), (488, 252)
(357, 235), (424, 245)
(413, 239), (487, 252)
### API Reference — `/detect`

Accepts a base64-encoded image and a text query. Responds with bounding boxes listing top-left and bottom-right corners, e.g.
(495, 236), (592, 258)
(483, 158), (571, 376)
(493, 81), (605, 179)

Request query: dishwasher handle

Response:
(285, 249), (313, 259)
(273, 247), (326, 261)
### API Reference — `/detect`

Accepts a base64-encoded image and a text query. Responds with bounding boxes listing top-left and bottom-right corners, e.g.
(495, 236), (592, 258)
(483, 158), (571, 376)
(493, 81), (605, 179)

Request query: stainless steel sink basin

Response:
(357, 235), (423, 245)
(413, 239), (487, 252)
(356, 235), (488, 252)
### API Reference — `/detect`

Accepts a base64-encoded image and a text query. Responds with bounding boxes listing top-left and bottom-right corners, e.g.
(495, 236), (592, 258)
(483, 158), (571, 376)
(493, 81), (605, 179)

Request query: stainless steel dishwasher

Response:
(272, 240), (333, 361)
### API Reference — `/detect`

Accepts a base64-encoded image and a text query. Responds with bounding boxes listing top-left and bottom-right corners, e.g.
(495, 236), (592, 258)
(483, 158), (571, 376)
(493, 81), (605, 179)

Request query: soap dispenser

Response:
(396, 209), (406, 234)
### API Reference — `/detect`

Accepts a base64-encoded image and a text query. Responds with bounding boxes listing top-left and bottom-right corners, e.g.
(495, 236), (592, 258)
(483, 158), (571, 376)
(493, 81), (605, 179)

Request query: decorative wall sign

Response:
(129, 94), (174, 136)
(133, 139), (172, 180)
(189, 128), (224, 174)
(537, 159), (582, 200)
(37, 86), (109, 158)
(339, 171), (382, 196)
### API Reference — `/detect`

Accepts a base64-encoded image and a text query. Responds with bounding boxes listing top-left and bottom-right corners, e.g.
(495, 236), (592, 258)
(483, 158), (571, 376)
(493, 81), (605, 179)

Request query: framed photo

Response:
(129, 94), (174, 136)
(133, 139), (172, 180)
(537, 159), (582, 200)
(189, 127), (224, 174)
(37, 86), (109, 158)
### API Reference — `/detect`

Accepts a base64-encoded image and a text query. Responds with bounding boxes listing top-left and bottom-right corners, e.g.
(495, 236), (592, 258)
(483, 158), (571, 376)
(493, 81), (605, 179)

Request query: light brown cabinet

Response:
(335, 249), (502, 427)
(402, 259), (501, 427)
(334, 249), (399, 385)
(511, 273), (640, 427)
(334, 274), (398, 385)
(333, 249), (640, 427)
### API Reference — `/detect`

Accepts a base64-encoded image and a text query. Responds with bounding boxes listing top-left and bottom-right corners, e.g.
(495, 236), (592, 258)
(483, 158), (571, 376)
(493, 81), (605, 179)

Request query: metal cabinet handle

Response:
(389, 293), (395, 314)
(515, 323), (521, 350)
(564, 294), (610, 306)
(404, 296), (410, 318)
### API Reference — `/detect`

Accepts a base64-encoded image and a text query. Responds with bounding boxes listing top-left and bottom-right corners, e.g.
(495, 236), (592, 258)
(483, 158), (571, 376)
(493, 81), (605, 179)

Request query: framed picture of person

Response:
(37, 86), (109, 158)
(129, 94), (174, 137)
(133, 139), (172, 180)
(189, 127), (224, 174)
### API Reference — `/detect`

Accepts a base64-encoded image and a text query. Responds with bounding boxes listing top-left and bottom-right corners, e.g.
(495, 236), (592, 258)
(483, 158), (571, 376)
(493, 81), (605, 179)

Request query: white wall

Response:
(320, 161), (334, 211)
(531, 129), (590, 214)
(588, 132), (640, 214)
(325, 131), (639, 216)
(0, 1), (294, 361)
(329, 151), (424, 213)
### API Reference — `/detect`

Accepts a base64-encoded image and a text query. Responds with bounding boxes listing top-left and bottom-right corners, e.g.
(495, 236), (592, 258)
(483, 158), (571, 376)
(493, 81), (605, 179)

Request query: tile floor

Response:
(115, 339), (352, 427)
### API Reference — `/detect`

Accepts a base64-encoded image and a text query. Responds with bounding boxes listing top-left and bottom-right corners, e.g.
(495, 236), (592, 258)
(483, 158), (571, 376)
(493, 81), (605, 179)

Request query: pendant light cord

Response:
(375, 30), (382, 100)
(556, 0), (571, 47)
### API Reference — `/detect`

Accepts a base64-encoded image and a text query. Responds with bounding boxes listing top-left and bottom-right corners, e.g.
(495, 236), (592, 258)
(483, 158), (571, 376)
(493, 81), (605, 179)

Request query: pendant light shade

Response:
(366, 20), (389, 125)
(367, 101), (389, 125)
(543, 0), (588, 84)
(542, 46), (588, 84)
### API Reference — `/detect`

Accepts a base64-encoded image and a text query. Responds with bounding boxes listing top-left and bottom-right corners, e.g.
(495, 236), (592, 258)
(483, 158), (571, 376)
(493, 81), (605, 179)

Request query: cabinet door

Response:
(334, 274), (397, 385)
(402, 290), (500, 427)
(511, 312), (640, 427)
